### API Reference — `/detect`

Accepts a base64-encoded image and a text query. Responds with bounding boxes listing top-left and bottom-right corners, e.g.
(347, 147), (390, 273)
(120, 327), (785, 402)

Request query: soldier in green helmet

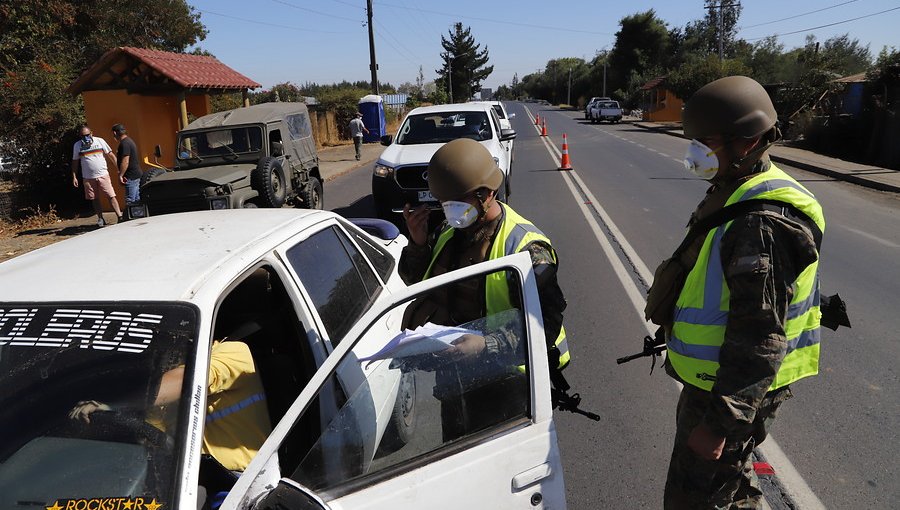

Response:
(645, 76), (827, 509)
(400, 138), (570, 441)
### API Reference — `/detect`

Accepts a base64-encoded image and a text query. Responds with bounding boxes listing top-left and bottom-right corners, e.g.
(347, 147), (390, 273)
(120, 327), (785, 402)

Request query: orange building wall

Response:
(81, 90), (212, 210)
(642, 87), (684, 123)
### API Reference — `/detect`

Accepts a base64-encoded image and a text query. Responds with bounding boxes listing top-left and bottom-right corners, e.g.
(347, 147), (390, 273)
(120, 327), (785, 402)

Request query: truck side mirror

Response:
(499, 129), (517, 141)
(154, 145), (162, 158)
(380, 134), (393, 146)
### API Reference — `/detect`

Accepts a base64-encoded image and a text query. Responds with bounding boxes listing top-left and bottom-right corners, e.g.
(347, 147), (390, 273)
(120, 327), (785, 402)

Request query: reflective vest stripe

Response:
(206, 392), (266, 423)
(424, 203), (569, 369)
(669, 164), (824, 391)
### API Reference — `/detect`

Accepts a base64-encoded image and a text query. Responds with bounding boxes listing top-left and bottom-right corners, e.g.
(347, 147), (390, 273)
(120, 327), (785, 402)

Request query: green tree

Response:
(820, 34), (872, 77)
(607, 10), (671, 97)
(0, 0), (206, 205)
(436, 23), (493, 102)
(666, 55), (751, 101)
(252, 82), (305, 104)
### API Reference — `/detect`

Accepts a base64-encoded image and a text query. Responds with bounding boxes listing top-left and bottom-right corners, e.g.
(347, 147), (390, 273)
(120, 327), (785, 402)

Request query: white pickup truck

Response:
(589, 100), (623, 124)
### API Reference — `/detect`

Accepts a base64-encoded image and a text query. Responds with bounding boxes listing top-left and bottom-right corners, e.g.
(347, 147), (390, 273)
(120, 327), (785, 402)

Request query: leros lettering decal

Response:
(0, 308), (162, 353)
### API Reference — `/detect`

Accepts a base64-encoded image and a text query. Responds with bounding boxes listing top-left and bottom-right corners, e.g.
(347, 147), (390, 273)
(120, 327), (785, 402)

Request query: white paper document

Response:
(358, 322), (481, 362)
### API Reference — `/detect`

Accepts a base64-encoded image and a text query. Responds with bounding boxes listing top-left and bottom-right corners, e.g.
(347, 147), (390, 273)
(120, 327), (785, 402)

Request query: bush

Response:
(316, 87), (371, 138)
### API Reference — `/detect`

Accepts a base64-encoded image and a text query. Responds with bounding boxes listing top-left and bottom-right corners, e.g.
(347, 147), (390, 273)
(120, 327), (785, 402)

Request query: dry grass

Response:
(0, 205), (61, 240)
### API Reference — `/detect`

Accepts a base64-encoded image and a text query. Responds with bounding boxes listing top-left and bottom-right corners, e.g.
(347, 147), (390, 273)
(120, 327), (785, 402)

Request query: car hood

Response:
(379, 141), (506, 171)
(157, 164), (254, 186)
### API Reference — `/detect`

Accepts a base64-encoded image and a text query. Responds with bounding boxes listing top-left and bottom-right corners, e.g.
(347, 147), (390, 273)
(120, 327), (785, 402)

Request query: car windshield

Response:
(177, 126), (263, 161)
(0, 303), (199, 509)
(396, 111), (493, 144)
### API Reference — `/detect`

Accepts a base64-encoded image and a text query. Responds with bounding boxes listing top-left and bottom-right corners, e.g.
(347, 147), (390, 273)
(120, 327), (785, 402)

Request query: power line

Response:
(373, 19), (422, 65)
(197, 9), (347, 34)
(378, 2), (612, 35)
(745, 5), (900, 41)
(268, 0), (362, 23)
(741, 0), (859, 29)
(374, 29), (419, 68)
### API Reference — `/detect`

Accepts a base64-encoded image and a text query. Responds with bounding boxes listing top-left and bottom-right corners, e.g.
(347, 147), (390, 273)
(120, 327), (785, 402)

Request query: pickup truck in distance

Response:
(589, 100), (623, 124)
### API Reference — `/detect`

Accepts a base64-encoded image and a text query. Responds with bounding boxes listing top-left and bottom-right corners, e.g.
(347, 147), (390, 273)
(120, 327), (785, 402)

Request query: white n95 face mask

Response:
(441, 200), (479, 229)
(683, 139), (720, 180)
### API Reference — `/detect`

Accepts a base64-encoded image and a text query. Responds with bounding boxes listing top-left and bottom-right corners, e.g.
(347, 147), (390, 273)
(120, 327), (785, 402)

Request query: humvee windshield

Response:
(0, 303), (198, 509)
(177, 126), (263, 161)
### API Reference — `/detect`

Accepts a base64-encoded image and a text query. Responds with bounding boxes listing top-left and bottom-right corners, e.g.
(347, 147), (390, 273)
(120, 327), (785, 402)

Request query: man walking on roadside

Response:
(348, 112), (369, 161)
(71, 124), (123, 226)
(112, 123), (143, 209)
(644, 76), (826, 509)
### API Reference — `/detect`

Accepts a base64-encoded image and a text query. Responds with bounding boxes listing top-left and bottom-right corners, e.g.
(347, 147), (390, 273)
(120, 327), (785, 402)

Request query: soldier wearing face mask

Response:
(400, 138), (569, 440)
(644, 76), (827, 509)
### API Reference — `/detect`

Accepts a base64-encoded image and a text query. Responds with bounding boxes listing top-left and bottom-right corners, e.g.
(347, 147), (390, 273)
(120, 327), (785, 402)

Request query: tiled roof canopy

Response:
(640, 76), (667, 91)
(69, 47), (261, 94)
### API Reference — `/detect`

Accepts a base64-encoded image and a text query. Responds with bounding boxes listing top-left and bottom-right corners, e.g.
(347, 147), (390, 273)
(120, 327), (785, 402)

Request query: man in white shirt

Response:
(348, 112), (369, 161)
(71, 124), (123, 226)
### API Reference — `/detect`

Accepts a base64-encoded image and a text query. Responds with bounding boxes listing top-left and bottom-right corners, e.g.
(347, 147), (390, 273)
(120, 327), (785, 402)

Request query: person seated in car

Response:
(69, 339), (272, 472)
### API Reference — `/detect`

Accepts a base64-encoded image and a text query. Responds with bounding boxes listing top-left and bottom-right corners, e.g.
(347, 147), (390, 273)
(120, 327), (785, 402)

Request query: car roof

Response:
(185, 102), (308, 129)
(0, 210), (331, 303)
(406, 103), (492, 116)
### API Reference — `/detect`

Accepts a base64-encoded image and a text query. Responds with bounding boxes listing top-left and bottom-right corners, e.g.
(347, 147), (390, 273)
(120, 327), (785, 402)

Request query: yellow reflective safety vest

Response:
(424, 203), (570, 369)
(668, 164), (825, 391)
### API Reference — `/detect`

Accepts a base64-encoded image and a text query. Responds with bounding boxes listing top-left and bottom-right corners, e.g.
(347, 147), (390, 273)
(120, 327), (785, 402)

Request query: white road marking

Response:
(843, 226), (900, 248)
(525, 107), (827, 510)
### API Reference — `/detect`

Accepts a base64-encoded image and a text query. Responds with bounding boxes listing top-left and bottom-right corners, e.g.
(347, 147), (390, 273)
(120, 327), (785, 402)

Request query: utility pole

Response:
(603, 63), (607, 97)
(443, 52), (453, 103)
(366, 0), (379, 95)
(718, 0), (724, 61)
(567, 67), (572, 106)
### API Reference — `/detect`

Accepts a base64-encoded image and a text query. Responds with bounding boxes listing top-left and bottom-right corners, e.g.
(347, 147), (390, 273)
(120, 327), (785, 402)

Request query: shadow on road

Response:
(332, 194), (377, 218)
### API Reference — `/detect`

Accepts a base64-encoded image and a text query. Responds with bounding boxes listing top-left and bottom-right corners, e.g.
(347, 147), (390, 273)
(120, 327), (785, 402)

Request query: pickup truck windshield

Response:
(177, 126), (263, 161)
(397, 111), (493, 144)
(0, 303), (199, 510)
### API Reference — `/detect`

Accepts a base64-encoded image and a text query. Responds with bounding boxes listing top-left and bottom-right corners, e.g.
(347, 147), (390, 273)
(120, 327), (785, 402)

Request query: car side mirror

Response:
(380, 134), (393, 146)
(256, 480), (331, 510)
(271, 141), (284, 157)
(508, 113), (516, 119)
(154, 145), (162, 158)
(499, 129), (517, 141)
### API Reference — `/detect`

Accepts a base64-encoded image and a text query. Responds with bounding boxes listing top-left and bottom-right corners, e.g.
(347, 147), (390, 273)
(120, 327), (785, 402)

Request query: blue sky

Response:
(187, 0), (900, 90)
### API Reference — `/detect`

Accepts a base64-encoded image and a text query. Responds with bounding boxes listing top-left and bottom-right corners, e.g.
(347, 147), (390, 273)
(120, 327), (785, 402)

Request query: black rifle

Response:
(550, 369), (600, 421)
(616, 328), (666, 374)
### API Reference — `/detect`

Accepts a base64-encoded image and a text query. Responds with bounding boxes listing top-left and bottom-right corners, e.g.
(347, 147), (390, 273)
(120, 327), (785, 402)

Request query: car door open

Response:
(227, 252), (566, 510)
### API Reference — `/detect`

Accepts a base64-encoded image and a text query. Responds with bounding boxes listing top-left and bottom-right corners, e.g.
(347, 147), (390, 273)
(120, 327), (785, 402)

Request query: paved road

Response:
(325, 103), (900, 509)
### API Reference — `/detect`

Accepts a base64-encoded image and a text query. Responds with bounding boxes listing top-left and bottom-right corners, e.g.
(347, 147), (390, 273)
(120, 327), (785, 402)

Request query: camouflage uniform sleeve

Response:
(701, 212), (818, 437)
(484, 241), (567, 365)
(399, 224), (449, 285)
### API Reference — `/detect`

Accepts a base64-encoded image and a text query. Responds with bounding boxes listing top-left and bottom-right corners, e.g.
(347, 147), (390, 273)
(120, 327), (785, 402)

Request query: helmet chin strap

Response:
(724, 127), (780, 175)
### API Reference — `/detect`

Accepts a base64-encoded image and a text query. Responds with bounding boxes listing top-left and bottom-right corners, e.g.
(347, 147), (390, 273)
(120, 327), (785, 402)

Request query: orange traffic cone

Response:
(559, 133), (573, 170)
(534, 114), (541, 126)
(541, 118), (548, 137)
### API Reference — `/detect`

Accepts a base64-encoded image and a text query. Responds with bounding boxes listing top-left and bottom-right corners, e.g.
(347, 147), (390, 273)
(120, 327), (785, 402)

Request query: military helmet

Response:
(683, 75), (777, 140)
(427, 138), (502, 202)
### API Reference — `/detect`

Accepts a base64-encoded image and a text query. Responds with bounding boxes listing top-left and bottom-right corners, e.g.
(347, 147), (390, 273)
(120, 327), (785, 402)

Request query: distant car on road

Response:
(372, 103), (516, 222)
(589, 100), (623, 124)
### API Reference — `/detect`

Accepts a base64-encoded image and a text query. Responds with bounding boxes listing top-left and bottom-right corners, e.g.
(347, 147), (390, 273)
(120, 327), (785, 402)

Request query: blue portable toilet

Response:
(358, 94), (386, 143)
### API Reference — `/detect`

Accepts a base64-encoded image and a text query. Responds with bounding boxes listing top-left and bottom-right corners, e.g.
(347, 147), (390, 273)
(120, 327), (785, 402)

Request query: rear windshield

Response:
(0, 303), (199, 510)
(599, 101), (619, 108)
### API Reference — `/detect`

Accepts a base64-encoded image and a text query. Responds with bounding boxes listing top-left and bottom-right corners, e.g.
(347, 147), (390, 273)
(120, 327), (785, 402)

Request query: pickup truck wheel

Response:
(300, 176), (323, 210)
(252, 157), (287, 208)
(379, 372), (416, 453)
(139, 167), (166, 188)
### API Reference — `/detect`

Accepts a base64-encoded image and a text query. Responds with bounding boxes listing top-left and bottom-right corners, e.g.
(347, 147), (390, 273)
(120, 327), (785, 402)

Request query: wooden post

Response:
(242, 89), (250, 107)
(178, 92), (189, 130)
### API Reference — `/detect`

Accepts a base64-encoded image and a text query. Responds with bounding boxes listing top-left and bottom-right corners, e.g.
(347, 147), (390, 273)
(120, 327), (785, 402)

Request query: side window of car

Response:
(286, 113), (312, 140)
(342, 225), (394, 283)
(286, 269), (532, 497)
(285, 226), (382, 346)
(489, 109), (501, 134)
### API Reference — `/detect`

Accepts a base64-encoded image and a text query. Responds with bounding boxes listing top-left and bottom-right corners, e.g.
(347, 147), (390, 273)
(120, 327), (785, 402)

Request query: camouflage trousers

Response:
(663, 385), (791, 510)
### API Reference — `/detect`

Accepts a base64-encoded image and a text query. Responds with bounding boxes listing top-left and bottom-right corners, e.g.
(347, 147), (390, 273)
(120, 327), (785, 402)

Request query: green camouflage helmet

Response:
(427, 138), (503, 202)
(683, 75), (777, 140)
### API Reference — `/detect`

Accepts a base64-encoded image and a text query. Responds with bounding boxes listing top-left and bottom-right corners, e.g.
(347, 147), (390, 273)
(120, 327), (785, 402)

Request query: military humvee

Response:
(131, 103), (322, 218)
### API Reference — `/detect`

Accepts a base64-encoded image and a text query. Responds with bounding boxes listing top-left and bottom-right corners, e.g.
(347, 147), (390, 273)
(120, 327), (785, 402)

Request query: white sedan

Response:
(0, 210), (566, 510)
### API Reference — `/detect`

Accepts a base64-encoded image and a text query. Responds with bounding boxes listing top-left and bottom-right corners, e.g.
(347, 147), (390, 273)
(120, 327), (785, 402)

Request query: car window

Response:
(396, 111), (493, 144)
(341, 224), (395, 283)
(285, 227), (382, 346)
(491, 104), (505, 119)
(489, 109), (502, 134)
(286, 113), (312, 140)
(177, 127), (262, 160)
(286, 269), (532, 498)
